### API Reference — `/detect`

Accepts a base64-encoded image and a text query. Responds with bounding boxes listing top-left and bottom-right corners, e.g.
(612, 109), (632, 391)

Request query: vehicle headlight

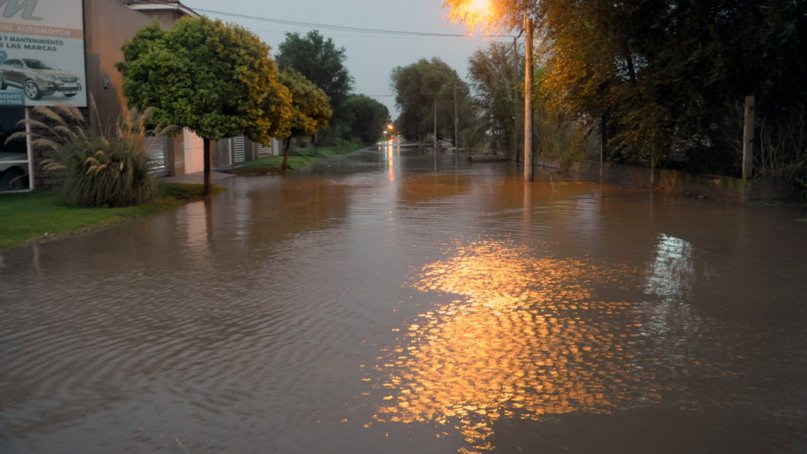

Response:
(41, 74), (59, 81)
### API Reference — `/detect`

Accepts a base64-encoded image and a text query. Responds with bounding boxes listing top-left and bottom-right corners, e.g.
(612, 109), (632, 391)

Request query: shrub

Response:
(11, 105), (170, 207)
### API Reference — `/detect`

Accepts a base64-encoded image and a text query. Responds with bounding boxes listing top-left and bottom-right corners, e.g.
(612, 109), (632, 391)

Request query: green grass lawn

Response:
(235, 142), (364, 174)
(0, 183), (212, 251)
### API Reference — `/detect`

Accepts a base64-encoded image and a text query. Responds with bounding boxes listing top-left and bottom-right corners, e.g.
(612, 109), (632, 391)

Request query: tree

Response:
(118, 18), (291, 194)
(341, 95), (390, 144)
(450, 0), (807, 181)
(391, 58), (472, 142)
(537, 0), (807, 176)
(468, 41), (522, 156)
(275, 30), (353, 111)
(277, 68), (333, 170)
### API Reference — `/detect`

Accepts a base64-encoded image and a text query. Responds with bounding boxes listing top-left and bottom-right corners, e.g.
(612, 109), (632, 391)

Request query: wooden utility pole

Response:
(513, 36), (519, 162)
(742, 96), (755, 179)
(523, 14), (534, 181)
(433, 99), (438, 169)
(453, 85), (459, 155)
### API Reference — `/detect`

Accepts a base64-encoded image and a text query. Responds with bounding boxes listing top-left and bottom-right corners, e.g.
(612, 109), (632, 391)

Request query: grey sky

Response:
(182, 0), (511, 118)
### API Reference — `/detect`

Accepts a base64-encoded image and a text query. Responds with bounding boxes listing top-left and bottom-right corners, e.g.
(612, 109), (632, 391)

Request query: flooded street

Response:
(2, 144), (807, 453)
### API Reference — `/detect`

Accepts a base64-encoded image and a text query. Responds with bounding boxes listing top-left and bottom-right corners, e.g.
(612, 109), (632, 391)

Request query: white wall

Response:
(183, 129), (204, 174)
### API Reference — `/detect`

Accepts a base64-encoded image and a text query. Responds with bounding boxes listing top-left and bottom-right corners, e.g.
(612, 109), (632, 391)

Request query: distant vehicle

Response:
(0, 58), (82, 100)
(0, 152), (28, 191)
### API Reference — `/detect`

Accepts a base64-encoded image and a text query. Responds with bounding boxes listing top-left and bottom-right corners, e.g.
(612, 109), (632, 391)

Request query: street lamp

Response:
(445, 0), (534, 181)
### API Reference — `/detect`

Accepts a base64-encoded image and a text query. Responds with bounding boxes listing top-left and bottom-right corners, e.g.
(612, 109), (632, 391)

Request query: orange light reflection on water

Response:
(382, 138), (399, 182)
(370, 240), (658, 453)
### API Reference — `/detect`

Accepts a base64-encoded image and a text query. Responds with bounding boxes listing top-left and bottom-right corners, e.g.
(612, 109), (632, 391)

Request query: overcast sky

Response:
(182, 0), (512, 118)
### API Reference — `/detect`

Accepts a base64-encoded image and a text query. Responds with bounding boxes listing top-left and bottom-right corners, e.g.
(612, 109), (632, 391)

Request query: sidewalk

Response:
(160, 170), (234, 185)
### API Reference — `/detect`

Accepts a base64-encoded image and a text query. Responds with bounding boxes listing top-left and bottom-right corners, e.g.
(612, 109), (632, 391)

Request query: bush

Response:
(12, 105), (169, 207)
(536, 111), (587, 170)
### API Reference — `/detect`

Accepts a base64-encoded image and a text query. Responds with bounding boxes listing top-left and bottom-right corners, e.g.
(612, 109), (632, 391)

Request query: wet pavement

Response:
(1, 143), (807, 453)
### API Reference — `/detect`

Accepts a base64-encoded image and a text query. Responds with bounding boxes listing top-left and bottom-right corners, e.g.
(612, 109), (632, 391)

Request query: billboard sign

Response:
(0, 0), (87, 107)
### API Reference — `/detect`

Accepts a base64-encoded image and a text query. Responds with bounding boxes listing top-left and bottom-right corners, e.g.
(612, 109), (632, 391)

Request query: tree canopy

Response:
(341, 95), (391, 145)
(391, 58), (471, 142)
(468, 41), (522, 155)
(276, 67), (333, 170)
(447, 0), (807, 180)
(118, 17), (291, 192)
(275, 30), (354, 111)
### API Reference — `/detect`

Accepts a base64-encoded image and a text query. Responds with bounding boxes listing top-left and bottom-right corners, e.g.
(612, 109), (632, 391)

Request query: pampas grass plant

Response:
(7, 104), (174, 207)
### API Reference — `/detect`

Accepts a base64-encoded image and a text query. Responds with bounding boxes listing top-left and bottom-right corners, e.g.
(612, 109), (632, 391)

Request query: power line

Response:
(193, 8), (512, 39)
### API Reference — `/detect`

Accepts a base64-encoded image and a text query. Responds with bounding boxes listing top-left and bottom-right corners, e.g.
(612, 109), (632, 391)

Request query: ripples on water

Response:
(369, 240), (655, 452)
(2, 148), (807, 453)
(365, 229), (807, 452)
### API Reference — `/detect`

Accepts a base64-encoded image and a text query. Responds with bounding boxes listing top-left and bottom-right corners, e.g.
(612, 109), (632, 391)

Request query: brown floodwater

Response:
(1, 143), (807, 453)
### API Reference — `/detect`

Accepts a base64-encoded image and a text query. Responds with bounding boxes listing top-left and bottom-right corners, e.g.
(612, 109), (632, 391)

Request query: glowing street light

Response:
(449, 0), (494, 32)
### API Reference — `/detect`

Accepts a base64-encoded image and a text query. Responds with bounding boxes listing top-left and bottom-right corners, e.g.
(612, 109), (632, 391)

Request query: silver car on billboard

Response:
(0, 58), (82, 100)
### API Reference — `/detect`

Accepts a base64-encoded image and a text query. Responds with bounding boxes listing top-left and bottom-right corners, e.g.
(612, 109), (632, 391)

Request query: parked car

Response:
(0, 152), (29, 191)
(0, 58), (82, 100)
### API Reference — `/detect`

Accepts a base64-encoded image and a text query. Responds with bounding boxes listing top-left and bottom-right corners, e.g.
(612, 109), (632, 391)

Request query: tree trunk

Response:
(281, 137), (291, 171)
(600, 113), (607, 179)
(203, 137), (211, 196)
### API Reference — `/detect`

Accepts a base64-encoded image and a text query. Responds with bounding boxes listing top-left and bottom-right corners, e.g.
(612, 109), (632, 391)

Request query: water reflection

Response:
(645, 234), (695, 304)
(370, 240), (659, 453)
(183, 199), (213, 263)
(639, 234), (702, 369)
(379, 138), (401, 181)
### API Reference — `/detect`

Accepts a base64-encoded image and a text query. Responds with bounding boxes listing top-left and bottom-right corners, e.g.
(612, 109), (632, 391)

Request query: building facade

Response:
(0, 0), (275, 193)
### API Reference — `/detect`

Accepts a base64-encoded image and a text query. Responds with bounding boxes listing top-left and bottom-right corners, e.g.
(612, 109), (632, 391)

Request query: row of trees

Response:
(118, 20), (390, 194)
(275, 31), (391, 146)
(431, 0), (807, 182)
(391, 58), (473, 144)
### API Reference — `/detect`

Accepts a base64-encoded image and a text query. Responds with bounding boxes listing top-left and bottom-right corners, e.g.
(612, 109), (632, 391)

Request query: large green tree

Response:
(275, 30), (353, 111)
(391, 58), (471, 142)
(118, 18), (291, 194)
(277, 68), (333, 170)
(340, 95), (390, 145)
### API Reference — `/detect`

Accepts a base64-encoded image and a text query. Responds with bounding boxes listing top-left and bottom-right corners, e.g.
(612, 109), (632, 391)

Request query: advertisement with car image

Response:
(0, 0), (87, 107)
(0, 0), (86, 191)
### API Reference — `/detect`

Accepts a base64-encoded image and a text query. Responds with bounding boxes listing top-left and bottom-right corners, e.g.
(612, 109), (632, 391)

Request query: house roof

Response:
(122, 0), (199, 18)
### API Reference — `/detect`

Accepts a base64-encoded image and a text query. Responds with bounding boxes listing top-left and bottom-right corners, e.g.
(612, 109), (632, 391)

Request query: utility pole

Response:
(513, 36), (519, 163)
(523, 13), (534, 181)
(453, 85), (459, 155)
(433, 99), (438, 169)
